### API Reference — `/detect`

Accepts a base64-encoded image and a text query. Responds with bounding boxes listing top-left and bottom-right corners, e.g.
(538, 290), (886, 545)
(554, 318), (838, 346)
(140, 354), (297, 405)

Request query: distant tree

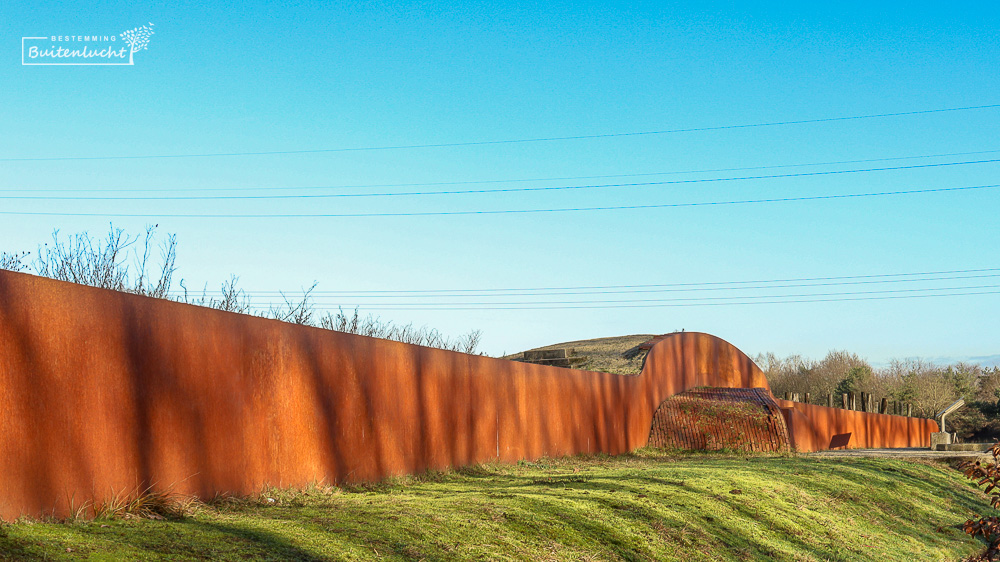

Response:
(835, 366), (874, 397)
(946, 362), (982, 401)
(759, 349), (872, 404)
(890, 359), (961, 418)
(978, 367), (1000, 404)
(815, 351), (872, 396)
(755, 352), (815, 400)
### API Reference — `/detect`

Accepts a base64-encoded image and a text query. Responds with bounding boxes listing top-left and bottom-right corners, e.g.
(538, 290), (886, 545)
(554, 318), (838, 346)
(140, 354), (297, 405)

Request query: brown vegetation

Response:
(959, 441), (1000, 561)
(505, 334), (655, 374)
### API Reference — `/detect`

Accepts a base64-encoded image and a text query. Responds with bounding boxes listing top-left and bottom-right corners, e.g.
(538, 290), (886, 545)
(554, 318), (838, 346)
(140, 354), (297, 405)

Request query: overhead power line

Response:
(220, 290), (1000, 311)
(6, 147), (1000, 194)
(3, 157), (998, 201)
(1, 183), (995, 218)
(213, 283), (1000, 308)
(150, 267), (1000, 312)
(3, 103), (998, 162)
(172, 271), (1000, 298)
(161, 268), (1000, 311)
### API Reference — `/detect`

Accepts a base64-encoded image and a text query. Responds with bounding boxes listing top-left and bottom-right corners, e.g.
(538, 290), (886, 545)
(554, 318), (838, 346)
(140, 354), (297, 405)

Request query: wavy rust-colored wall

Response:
(0, 270), (936, 519)
(0, 270), (763, 519)
(776, 400), (939, 452)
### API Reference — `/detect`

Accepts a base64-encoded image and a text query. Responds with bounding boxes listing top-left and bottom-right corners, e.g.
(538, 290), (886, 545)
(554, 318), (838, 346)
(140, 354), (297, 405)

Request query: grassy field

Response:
(0, 450), (990, 561)
(505, 334), (655, 374)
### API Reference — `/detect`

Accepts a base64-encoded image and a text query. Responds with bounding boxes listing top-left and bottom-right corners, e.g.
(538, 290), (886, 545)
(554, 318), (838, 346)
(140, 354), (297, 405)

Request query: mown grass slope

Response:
(0, 451), (989, 561)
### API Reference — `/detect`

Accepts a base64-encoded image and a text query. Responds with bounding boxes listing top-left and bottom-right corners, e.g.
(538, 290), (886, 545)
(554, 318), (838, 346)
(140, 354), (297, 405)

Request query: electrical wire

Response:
(213, 290), (1000, 311)
(3, 103), (998, 162)
(0, 183), (994, 218)
(3, 157), (998, 200)
(215, 283), (1000, 307)
(5, 147), (1000, 194)
(169, 271), (1000, 298)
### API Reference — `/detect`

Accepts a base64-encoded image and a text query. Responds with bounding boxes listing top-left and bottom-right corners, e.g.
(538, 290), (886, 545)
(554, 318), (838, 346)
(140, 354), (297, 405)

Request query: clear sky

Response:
(2, 1), (999, 363)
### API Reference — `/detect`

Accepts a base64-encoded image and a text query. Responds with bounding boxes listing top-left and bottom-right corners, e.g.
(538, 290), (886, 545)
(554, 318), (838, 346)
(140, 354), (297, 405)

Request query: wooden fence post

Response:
(827, 393), (833, 408)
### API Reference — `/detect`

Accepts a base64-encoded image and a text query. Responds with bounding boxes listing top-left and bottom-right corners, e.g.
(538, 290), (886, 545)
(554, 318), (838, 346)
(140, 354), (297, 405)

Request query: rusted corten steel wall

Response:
(775, 399), (939, 452)
(0, 270), (765, 520)
(0, 269), (939, 519)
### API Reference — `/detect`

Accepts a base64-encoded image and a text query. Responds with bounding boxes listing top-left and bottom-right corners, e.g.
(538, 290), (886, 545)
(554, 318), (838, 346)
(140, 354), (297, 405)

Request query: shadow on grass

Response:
(297, 456), (990, 561)
(0, 455), (989, 561)
(0, 518), (332, 561)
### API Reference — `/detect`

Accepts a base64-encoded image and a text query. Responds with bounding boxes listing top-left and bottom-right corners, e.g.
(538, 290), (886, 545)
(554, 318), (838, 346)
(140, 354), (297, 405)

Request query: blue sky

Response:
(2, 1), (999, 362)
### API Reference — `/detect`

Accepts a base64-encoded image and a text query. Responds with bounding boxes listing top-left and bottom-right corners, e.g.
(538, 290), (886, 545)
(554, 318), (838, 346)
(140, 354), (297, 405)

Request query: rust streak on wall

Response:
(0, 270), (936, 519)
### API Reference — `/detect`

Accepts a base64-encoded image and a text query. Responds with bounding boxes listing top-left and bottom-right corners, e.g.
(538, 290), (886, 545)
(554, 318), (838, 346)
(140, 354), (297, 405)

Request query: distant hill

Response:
(971, 355), (1000, 368)
(909, 354), (1000, 368)
(504, 334), (656, 375)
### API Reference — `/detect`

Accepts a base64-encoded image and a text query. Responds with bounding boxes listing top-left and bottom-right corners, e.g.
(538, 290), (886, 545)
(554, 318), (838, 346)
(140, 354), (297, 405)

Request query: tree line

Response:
(757, 350), (1000, 441)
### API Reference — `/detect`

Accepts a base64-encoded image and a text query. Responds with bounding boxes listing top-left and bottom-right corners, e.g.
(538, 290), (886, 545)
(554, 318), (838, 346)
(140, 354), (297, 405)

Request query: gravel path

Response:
(807, 447), (991, 462)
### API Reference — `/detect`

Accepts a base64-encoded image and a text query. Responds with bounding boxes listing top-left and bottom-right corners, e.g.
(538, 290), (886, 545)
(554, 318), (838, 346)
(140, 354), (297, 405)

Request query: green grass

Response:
(0, 450), (990, 561)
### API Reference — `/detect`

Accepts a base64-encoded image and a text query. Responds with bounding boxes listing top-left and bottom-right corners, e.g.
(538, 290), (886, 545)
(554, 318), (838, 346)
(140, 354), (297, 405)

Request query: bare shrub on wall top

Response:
(133, 226), (177, 299)
(32, 224), (176, 298)
(321, 307), (483, 354)
(5, 225), (485, 356)
(0, 251), (29, 272)
(268, 283), (318, 325)
(179, 275), (251, 315)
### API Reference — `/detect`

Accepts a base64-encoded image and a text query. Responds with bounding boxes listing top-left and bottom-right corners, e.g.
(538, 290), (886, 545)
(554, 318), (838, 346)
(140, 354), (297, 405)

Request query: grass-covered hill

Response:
(504, 334), (657, 374)
(0, 451), (989, 561)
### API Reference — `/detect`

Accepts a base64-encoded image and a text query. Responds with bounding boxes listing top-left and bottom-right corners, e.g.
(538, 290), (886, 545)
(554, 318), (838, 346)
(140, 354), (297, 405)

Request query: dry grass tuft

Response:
(93, 485), (199, 520)
(506, 334), (657, 374)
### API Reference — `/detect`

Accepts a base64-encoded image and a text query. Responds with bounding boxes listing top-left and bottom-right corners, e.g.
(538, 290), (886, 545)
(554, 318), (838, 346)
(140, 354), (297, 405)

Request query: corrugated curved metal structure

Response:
(0, 270), (938, 519)
(648, 387), (791, 453)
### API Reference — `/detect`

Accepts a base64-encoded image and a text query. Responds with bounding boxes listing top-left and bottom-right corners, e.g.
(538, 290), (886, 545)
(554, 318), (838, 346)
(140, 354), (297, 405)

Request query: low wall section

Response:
(777, 400), (939, 452)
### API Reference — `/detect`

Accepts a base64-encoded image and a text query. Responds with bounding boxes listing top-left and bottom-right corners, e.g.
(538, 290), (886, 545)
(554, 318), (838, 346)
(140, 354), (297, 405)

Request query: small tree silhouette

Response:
(120, 23), (155, 65)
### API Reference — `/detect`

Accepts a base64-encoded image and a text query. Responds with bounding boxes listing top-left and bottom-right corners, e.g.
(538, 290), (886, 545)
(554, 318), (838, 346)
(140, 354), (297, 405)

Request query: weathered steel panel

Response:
(0, 270), (938, 519)
(776, 399), (939, 452)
